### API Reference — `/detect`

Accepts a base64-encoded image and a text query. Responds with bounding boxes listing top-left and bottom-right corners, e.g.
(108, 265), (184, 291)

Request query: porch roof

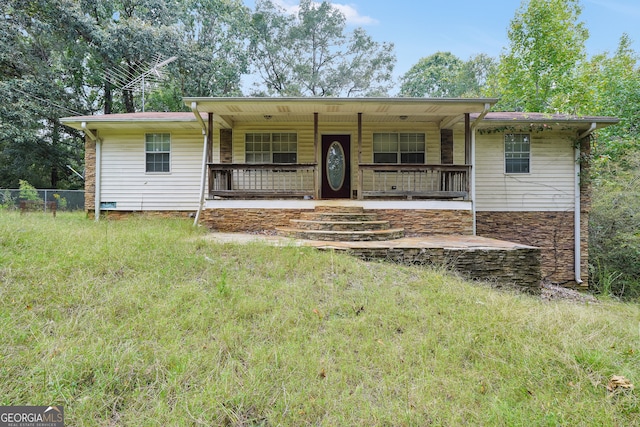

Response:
(60, 112), (206, 131)
(471, 111), (619, 131)
(184, 97), (499, 128)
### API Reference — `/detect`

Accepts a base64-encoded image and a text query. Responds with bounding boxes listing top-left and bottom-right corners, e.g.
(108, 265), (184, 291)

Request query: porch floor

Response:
(204, 232), (542, 292)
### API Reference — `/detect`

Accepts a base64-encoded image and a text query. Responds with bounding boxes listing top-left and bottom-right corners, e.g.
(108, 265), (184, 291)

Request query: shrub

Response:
(53, 193), (67, 210)
(0, 189), (15, 210)
(18, 180), (41, 201)
(589, 147), (640, 298)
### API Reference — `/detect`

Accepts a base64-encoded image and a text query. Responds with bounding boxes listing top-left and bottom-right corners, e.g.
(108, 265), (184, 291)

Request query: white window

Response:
(145, 133), (170, 173)
(505, 133), (530, 174)
(245, 133), (297, 163)
(373, 133), (425, 163)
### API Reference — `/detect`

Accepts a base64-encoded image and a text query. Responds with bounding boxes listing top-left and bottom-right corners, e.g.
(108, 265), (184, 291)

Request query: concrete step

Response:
(299, 212), (378, 222)
(313, 205), (364, 214)
(290, 219), (391, 231)
(276, 227), (405, 242)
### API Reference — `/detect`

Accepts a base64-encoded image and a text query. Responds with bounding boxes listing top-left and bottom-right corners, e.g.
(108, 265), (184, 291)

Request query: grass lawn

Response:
(1, 212), (639, 426)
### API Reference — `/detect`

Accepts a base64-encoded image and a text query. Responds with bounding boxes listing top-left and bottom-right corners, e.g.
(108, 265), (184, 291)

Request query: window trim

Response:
(504, 133), (531, 174)
(245, 132), (298, 164)
(372, 132), (426, 164)
(145, 133), (171, 174)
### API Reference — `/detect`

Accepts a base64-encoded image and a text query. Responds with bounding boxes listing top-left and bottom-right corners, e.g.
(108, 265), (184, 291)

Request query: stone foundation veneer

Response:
(201, 208), (473, 235)
(86, 211), (194, 220)
(476, 211), (587, 287)
(379, 209), (472, 235)
(84, 135), (96, 212)
(345, 246), (541, 293)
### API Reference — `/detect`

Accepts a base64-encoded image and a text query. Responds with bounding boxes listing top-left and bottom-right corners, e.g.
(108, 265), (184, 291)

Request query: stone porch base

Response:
(201, 203), (472, 235)
(205, 232), (542, 293)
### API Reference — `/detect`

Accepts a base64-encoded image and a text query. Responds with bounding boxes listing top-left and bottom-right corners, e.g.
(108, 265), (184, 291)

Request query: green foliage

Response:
(0, 0), (252, 188)
(18, 180), (40, 201)
(400, 52), (496, 98)
(580, 35), (640, 136)
(1, 213), (640, 425)
(249, 0), (396, 96)
(0, 189), (15, 210)
(589, 147), (640, 299)
(53, 193), (67, 210)
(173, 0), (252, 98)
(488, 0), (588, 112)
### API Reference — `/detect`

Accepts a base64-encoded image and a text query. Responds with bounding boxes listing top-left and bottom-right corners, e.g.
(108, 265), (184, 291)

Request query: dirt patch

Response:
(540, 282), (599, 303)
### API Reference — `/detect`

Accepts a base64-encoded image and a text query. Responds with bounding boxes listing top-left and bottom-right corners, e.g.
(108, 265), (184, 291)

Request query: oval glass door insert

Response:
(326, 141), (346, 191)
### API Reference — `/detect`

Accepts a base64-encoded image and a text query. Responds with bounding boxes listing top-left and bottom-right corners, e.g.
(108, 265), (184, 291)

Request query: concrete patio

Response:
(204, 232), (542, 292)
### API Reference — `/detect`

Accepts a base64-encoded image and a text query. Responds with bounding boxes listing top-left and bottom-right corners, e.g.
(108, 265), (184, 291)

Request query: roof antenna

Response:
(106, 54), (177, 112)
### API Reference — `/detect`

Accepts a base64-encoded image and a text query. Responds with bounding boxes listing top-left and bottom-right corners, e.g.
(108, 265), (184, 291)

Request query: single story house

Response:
(61, 97), (618, 287)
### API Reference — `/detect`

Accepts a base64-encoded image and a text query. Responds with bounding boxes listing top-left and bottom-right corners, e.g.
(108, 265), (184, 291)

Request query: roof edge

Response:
(472, 112), (619, 125)
(183, 96), (500, 104)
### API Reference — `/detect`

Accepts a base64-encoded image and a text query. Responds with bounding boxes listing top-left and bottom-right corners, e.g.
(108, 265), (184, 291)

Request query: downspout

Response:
(191, 102), (208, 226)
(81, 122), (101, 222)
(574, 122), (596, 284)
(470, 103), (491, 235)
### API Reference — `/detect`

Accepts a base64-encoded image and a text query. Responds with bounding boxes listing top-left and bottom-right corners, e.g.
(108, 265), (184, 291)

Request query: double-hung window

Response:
(373, 133), (425, 163)
(504, 133), (530, 173)
(145, 133), (171, 173)
(245, 132), (297, 163)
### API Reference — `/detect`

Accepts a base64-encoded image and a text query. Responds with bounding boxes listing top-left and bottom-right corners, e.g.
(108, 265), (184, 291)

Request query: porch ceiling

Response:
(185, 97), (498, 129)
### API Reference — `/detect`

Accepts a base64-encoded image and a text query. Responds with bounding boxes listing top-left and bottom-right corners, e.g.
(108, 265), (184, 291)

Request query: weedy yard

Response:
(1, 212), (639, 426)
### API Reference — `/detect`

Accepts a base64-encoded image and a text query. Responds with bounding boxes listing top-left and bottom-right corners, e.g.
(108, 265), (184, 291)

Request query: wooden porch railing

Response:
(357, 164), (470, 199)
(208, 163), (470, 200)
(208, 163), (316, 198)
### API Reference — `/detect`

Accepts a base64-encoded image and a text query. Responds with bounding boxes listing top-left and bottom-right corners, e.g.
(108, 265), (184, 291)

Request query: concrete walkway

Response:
(204, 232), (536, 251)
(204, 232), (542, 291)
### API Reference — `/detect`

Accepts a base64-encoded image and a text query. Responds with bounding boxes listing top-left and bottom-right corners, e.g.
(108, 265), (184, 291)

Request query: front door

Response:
(321, 135), (351, 198)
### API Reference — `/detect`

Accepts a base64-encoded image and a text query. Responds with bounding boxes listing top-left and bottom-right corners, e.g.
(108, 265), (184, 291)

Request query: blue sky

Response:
(242, 0), (640, 84)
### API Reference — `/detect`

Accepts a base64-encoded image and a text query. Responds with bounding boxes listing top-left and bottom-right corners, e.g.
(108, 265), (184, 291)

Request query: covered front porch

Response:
(207, 163), (470, 200)
(185, 97), (496, 203)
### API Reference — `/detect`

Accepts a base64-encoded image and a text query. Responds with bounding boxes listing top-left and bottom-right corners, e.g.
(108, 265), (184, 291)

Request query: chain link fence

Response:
(0, 189), (85, 211)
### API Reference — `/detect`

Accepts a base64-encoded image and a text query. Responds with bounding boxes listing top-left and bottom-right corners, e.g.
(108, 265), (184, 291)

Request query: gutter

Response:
(574, 122), (597, 284)
(81, 122), (101, 222)
(470, 103), (491, 235)
(191, 102), (208, 226)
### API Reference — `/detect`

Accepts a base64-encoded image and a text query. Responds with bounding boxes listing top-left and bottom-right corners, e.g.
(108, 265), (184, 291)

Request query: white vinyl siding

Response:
(475, 130), (576, 211)
(100, 129), (203, 211)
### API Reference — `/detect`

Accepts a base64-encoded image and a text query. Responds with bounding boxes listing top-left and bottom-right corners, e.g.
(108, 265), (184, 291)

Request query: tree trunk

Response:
(123, 88), (135, 113)
(105, 80), (112, 114)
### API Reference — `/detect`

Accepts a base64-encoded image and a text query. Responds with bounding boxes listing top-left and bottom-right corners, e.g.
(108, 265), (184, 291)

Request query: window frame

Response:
(145, 133), (171, 173)
(245, 132), (298, 164)
(504, 133), (531, 174)
(373, 132), (426, 164)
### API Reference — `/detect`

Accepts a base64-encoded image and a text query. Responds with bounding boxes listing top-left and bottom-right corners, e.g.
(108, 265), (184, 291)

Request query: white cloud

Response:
(272, 0), (377, 25)
(333, 4), (378, 25)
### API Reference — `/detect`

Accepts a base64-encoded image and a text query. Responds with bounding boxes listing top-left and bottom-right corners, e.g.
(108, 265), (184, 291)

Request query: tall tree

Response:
(580, 34), (640, 139)
(0, 1), (86, 188)
(399, 52), (496, 97)
(488, 0), (588, 112)
(249, 0), (396, 97)
(0, 0), (252, 188)
(148, 0), (252, 111)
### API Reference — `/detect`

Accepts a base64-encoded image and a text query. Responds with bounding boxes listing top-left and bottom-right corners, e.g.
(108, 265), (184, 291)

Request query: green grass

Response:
(1, 212), (639, 426)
